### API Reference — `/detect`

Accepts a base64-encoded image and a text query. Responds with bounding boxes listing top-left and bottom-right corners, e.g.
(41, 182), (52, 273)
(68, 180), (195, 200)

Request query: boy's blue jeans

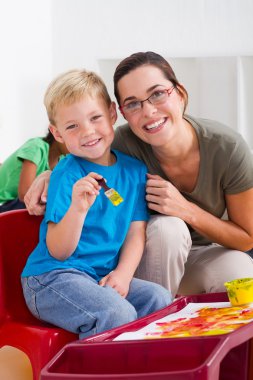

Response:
(21, 269), (172, 339)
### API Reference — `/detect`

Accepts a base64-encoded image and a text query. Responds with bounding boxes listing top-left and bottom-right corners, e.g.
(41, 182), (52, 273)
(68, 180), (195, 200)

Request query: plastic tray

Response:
(41, 292), (253, 380)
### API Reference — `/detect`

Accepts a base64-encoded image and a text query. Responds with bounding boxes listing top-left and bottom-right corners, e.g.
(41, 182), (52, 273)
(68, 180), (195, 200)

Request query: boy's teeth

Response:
(146, 119), (164, 130)
(84, 139), (99, 146)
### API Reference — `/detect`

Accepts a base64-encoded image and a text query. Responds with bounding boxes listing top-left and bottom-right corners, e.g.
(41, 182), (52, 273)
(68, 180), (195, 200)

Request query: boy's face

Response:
(50, 95), (117, 165)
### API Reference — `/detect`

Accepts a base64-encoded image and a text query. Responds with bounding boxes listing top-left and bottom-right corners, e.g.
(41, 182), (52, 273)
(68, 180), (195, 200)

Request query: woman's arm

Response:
(146, 174), (253, 251)
(18, 160), (38, 201)
(191, 189), (253, 251)
(24, 170), (52, 215)
(99, 221), (146, 297)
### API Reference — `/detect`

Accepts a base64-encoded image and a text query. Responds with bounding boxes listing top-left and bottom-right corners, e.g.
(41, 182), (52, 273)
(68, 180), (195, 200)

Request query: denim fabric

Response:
(21, 268), (172, 339)
(0, 199), (26, 213)
(246, 249), (253, 259)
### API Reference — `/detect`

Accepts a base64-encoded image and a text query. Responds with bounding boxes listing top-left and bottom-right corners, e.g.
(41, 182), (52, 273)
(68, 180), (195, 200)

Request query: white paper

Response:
(114, 302), (253, 341)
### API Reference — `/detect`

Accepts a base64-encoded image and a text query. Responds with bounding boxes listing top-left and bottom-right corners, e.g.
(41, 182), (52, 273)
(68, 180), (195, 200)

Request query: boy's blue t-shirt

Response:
(21, 150), (149, 281)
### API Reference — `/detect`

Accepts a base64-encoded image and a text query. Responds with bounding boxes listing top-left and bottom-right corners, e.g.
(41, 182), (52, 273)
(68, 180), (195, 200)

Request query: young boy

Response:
(21, 69), (172, 339)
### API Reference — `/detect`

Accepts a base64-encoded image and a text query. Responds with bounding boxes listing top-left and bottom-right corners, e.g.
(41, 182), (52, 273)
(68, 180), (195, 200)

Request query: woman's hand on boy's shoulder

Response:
(24, 170), (52, 215)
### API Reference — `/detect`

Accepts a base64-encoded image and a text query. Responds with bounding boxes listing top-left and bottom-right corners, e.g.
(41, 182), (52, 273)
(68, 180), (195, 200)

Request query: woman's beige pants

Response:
(135, 215), (253, 298)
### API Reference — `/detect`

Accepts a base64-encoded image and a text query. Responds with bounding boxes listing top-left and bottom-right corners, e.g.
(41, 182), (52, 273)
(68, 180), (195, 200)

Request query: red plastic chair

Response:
(0, 209), (78, 379)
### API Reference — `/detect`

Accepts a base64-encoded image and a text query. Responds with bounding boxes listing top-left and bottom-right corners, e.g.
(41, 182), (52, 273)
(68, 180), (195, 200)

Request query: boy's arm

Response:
(99, 220), (146, 297)
(46, 172), (101, 260)
(46, 206), (88, 261)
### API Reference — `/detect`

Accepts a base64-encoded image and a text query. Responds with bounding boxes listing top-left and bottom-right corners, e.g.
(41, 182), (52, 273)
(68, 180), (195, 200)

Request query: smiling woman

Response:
(111, 51), (253, 297)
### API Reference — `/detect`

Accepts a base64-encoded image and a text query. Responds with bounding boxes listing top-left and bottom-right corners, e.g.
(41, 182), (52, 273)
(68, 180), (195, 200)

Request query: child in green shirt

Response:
(0, 131), (67, 212)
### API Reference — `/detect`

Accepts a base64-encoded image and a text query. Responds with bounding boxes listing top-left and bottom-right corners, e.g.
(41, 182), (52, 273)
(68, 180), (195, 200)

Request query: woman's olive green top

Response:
(112, 115), (253, 245)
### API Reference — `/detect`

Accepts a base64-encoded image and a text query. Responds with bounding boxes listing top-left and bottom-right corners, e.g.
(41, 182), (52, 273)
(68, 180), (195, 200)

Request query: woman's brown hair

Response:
(113, 51), (188, 113)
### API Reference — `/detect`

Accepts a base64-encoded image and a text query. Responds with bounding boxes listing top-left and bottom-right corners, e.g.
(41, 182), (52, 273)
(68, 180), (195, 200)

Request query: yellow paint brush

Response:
(98, 178), (124, 206)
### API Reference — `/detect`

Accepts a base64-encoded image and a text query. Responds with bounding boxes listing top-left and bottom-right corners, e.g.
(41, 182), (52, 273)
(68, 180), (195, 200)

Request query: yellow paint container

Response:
(224, 278), (253, 306)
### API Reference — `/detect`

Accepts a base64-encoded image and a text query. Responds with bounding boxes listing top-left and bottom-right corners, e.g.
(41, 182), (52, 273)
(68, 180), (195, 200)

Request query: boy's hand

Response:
(99, 270), (131, 298)
(71, 172), (102, 213)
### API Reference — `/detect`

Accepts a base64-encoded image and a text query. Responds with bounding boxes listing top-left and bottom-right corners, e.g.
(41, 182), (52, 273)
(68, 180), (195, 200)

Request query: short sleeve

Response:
(16, 138), (48, 168)
(224, 135), (253, 194)
(45, 169), (77, 224)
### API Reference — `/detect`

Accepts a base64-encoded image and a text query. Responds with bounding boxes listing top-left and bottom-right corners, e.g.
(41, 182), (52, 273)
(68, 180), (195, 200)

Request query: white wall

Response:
(1, 0), (253, 160)
(50, 0), (253, 148)
(51, 0), (253, 69)
(0, 0), (52, 161)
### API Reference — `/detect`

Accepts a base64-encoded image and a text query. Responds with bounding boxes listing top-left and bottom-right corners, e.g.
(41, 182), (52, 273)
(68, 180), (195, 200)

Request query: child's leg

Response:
(22, 268), (137, 339)
(126, 278), (172, 318)
(0, 346), (33, 380)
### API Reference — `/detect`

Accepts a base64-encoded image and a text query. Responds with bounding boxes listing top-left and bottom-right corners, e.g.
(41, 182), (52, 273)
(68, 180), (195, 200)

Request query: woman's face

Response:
(117, 65), (185, 146)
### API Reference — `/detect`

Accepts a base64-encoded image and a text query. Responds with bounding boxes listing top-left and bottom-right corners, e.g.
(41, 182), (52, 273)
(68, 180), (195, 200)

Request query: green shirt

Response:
(112, 115), (253, 245)
(0, 137), (50, 203)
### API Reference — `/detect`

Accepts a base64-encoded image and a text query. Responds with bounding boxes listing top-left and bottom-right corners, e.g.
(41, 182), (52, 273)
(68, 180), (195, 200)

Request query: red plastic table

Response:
(40, 292), (253, 380)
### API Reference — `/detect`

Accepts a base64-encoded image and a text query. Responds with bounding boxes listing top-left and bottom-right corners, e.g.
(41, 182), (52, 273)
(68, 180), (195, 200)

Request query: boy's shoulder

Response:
(114, 149), (147, 170)
(52, 151), (147, 180)
(51, 154), (81, 177)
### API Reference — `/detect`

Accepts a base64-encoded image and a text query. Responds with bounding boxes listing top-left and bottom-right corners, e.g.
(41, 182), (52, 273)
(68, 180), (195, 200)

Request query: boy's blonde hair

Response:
(44, 69), (112, 125)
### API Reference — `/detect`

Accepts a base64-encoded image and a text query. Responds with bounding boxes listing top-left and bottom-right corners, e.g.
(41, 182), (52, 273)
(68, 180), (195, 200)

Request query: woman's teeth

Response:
(145, 118), (165, 130)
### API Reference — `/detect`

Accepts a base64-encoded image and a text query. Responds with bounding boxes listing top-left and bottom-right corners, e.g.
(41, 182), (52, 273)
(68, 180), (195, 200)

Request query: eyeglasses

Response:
(120, 86), (175, 116)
